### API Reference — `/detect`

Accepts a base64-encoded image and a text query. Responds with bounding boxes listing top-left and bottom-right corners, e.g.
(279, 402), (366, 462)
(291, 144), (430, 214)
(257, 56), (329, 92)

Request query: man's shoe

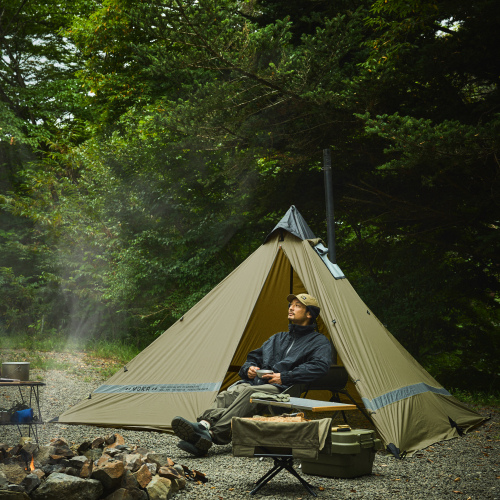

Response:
(177, 440), (208, 457)
(172, 416), (212, 445)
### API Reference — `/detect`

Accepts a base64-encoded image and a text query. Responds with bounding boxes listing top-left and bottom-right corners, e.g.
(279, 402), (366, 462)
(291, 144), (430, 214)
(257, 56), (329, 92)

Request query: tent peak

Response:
(264, 206), (316, 243)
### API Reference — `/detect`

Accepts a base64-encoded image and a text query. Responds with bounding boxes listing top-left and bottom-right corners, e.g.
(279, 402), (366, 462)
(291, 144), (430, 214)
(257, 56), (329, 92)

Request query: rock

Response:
(65, 467), (79, 476)
(41, 464), (65, 475)
(34, 446), (55, 466)
(114, 445), (130, 452)
(145, 453), (171, 470)
(104, 434), (116, 445)
(80, 460), (93, 478)
(20, 473), (40, 494)
(173, 476), (186, 490)
(121, 470), (140, 490)
(0, 470), (9, 487)
(18, 437), (34, 447)
(146, 476), (172, 500)
(103, 434), (125, 450)
(21, 442), (37, 456)
(91, 437), (105, 449)
(0, 490), (30, 499)
(31, 472), (102, 500)
(106, 448), (122, 458)
(9, 445), (21, 456)
(124, 454), (142, 472)
(145, 463), (157, 475)
(172, 464), (183, 475)
(158, 466), (183, 481)
(96, 453), (112, 467)
(91, 460), (125, 491)
(77, 441), (91, 454)
(132, 446), (149, 458)
(104, 488), (134, 500)
(7, 484), (26, 492)
(52, 446), (74, 458)
(0, 463), (27, 485)
(132, 464), (152, 489)
(50, 438), (69, 447)
(68, 456), (89, 469)
(48, 455), (65, 464)
(129, 488), (148, 500)
(32, 469), (45, 481)
(83, 448), (103, 462)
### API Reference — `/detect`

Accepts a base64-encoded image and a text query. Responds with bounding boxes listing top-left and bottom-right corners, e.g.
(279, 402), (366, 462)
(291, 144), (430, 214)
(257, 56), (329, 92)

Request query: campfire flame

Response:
(29, 455), (35, 472)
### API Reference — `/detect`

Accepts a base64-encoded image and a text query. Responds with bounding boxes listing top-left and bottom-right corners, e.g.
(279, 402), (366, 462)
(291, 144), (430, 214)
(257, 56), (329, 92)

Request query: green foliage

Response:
(0, 0), (499, 392)
(450, 388), (500, 409)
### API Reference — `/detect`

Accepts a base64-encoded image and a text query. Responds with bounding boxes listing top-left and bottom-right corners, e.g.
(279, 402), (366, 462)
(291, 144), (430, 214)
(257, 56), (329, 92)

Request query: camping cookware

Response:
(256, 369), (273, 379)
(0, 410), (11, 423)
(2, 362), (30, 381)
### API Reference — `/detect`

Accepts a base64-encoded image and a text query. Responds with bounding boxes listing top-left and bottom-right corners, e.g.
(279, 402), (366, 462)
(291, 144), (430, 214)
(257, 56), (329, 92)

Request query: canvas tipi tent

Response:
(57, 206), (483, 456)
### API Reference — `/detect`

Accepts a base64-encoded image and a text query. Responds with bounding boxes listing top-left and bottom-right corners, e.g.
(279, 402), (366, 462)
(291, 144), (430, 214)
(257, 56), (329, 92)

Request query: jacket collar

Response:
(288, 323), (317, 336)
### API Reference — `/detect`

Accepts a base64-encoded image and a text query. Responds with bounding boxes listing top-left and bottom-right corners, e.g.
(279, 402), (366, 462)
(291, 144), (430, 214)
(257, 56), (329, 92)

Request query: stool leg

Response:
(283, 461), (317, 497)
(251, 465), (284, 495)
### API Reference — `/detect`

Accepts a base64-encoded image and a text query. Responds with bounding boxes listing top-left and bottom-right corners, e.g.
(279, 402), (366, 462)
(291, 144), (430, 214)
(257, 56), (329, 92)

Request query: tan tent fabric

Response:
(280, 236), (483, 454)
(58, 210), (483, 455)
(58, 241), (278, 431)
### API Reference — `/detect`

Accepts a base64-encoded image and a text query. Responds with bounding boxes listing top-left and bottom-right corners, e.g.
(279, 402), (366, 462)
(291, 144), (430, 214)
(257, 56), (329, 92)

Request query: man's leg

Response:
(172, 383), (253, 455)
(209, 384), (281, 445)
(197, 382), (253, 426)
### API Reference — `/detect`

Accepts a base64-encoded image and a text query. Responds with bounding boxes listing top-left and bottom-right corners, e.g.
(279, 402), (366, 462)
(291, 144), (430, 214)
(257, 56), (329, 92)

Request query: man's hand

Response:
(247, 366), (261, 380)
(262, 372), (282, 385)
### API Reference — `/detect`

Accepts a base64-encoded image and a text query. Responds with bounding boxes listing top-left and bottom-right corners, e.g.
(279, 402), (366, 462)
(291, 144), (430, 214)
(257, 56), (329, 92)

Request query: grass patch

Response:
(1, 333), (141, 365)
(0, 332), (83, 352)
(450, 388), (500, 407)
(84, 339), (140, 365)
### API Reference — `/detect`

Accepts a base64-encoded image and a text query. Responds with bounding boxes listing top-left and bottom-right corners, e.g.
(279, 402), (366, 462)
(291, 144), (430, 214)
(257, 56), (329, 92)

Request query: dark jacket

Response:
(238, 323), (332, 389)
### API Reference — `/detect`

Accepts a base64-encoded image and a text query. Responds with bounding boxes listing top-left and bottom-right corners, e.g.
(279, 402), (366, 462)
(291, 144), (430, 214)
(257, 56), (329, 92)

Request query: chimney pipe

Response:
(323, 149), (336, 264)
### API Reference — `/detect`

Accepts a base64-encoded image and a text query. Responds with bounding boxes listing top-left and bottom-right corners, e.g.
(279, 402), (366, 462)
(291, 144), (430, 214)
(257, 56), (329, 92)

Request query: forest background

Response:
(0, 0), (499, 394)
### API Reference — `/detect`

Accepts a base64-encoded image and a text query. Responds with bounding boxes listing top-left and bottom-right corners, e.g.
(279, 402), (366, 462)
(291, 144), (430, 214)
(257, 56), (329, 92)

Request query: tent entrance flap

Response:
(221, 245), (304, 391)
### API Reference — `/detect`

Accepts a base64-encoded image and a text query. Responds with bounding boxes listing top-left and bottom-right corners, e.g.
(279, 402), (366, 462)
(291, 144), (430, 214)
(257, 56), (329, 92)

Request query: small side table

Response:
(0, 381), (45, 445)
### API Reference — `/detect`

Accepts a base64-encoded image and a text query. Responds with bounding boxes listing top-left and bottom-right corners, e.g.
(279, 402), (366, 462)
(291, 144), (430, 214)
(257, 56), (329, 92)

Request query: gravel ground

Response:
(1, 350), (499, 500)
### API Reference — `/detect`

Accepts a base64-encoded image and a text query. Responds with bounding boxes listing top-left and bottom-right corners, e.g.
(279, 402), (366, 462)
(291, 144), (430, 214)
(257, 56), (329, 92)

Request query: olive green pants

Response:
(197, 383), (281, 445)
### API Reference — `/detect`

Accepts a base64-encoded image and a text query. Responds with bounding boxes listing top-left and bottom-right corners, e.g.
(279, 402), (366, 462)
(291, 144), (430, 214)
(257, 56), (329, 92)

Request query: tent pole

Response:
(323, 149), (337, 264)
(323, 149), (339, 363)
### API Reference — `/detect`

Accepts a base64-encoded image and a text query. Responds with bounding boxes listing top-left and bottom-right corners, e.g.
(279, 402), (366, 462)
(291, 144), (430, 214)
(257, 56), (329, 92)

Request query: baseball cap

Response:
(287, 293), (319, 308)
(287, 293), (320, 321)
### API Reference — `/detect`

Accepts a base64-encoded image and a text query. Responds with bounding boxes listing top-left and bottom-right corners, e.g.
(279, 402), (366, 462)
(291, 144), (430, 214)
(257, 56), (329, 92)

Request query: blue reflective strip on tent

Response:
(362, 383), (451, 412)
(94, 382), (222, 394)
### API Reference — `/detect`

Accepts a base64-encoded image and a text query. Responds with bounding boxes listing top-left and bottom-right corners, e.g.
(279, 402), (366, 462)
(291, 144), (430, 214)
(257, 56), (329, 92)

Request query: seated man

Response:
(171, 293), (332, 456)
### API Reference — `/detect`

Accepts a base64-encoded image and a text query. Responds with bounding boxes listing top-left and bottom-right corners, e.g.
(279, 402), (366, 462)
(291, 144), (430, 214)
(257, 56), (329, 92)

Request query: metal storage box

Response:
(301, 428), (383, 478)
(2, 362), (30, 381)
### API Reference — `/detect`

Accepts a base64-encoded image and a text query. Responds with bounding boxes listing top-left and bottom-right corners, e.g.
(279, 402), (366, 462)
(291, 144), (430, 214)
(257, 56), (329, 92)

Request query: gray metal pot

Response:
(2, 362), (30, 381)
